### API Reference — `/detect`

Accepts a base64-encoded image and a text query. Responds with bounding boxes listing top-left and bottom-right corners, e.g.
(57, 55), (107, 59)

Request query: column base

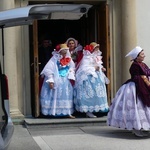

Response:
(10, 109), (24, 125)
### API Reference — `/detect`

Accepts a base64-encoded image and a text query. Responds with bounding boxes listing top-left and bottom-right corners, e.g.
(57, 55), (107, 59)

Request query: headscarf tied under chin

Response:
(65, 37), (78, 48)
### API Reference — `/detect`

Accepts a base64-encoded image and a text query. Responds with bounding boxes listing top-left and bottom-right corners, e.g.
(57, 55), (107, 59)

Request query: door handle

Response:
(31, 62), (41, 66)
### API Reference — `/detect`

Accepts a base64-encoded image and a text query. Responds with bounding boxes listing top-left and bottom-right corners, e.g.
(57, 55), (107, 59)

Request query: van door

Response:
(0, 67), (7, 135)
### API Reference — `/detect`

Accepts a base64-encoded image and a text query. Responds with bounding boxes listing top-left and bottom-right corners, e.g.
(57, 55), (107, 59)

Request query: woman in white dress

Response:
(107, 46), (150, 137)
(74, 42), (109, 118)
(40, 44), (75, 118)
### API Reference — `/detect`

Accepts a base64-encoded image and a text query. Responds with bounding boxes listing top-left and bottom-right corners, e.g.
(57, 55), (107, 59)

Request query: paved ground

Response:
(7, 124), (150, 150)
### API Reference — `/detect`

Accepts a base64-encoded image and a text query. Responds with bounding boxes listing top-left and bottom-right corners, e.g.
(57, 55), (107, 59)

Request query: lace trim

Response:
(76, 104), (109, 113)
(42, 108), (74, 116)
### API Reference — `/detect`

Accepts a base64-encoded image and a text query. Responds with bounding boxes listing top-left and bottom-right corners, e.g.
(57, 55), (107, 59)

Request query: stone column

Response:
(1, 0), (24, 118)
(121, 0), (137, 82)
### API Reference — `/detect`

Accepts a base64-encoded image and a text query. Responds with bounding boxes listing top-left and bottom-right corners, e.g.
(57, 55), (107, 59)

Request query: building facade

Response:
(0, 0), (150, 118)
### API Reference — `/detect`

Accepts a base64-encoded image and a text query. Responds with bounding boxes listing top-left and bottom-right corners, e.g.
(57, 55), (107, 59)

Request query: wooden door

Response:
(97, 2), (111, 105)
(31, 20), (40, 117)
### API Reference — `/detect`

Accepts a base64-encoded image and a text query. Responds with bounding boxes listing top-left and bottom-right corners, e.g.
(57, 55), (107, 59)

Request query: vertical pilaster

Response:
(121, 0), (137, 82)
(1, 0), (21, 117)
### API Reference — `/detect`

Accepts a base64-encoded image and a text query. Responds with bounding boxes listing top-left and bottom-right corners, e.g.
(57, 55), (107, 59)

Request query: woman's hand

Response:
(102, 67), (106, 72)
(141, 75), (147, 79)
(49, 82), (54, 89)
(95, 66), (100, 71)
(141, 75), (150, 86)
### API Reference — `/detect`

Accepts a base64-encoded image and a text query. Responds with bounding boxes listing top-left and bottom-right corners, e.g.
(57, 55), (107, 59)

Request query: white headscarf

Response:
(65, 37), (78, 47)
(125, 46), (143, 60)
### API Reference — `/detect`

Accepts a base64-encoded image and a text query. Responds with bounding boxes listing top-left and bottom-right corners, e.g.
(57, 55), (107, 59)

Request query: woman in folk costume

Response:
(107, 46), (150, 137)
(66, 37), (83, 86)
(65, 37), (83, 67)
(40, 43), (75, 118)
(74, 42), (109, 118)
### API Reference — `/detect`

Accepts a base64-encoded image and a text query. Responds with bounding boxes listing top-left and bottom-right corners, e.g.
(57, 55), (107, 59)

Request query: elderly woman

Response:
(74, 42), (109, 118)
(107, 46), (150, 137)
(40, 44), (75, 118)
(65, 37), (83, 67)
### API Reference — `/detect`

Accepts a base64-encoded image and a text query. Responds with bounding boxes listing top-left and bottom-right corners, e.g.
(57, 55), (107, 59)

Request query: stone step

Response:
(24, 116), (107, 129)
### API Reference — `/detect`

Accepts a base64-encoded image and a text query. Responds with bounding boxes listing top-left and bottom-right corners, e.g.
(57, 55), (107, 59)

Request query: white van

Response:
(0, 65), (14, 150)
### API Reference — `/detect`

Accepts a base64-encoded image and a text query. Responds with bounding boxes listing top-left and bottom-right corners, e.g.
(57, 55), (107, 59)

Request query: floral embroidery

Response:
(60, 57), (71, 66)
(84, 45), (94, 52)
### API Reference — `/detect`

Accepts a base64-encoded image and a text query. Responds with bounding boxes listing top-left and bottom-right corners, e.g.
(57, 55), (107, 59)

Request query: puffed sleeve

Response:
(40, 57), (56, 83)
(68, 59), (75, 80)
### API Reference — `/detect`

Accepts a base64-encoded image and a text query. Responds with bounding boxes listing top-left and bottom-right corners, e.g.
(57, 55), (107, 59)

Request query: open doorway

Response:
(29, 1), (111, 117)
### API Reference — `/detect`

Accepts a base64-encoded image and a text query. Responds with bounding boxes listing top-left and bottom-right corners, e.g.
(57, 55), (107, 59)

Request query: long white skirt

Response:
(40, 76), (74, 116)
(107, 82), (150, 131)
(74, 73), (109, 113)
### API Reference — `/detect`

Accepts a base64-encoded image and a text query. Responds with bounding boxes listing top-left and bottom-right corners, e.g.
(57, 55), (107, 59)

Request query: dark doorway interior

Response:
(38, 19), (87, 51)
